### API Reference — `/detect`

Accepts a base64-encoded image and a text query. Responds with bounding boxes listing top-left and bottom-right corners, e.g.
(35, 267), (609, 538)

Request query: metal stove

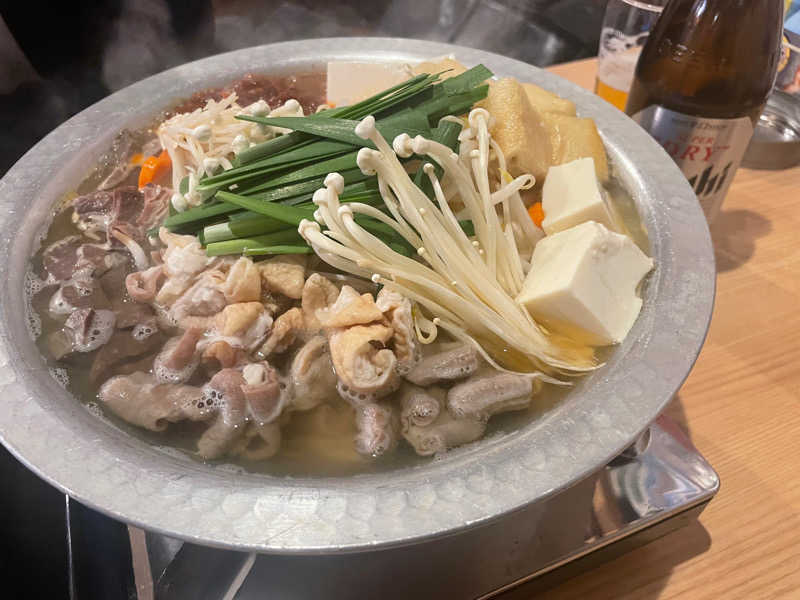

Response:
(65, 414), (718, 599)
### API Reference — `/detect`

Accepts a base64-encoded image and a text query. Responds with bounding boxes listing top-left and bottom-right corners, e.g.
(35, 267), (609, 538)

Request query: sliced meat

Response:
(97, 129), (137, 191)
(258, 307), (303, 357)
(98, 372), (209, 431)
(105, 265), (159, 329)
(45, 308), (116, 360)
(112, 187), (145, 228)
(287, 335), (337, 411)
(137, 184), (170, 230)
(201, 341), (237, 371)
(126, 266), (164, 303)
(354, 402), (399, 457)
(399, 384), (443, 429)
(99, 263), (132, 302)
(316, 286), (383, 329)
(155, 273), (194, 307)
(42, 236), (83, 282)
(213, 302), (272, 351)
(376, 288), (419, 374)
(300, 273), (339, 333)
(169, 270), (226, 320)
(109, 222), (149, 271)
(62, 308), (116, 352)
(258, 254), (307, 300)
(201, 341), (245, 372)
(197, 368), (248, 459)
(79, 244), (129, 278)
(43, 236), (126, 282)
(67, 187), (155, 274)
(49, 270), (110, 316)
(402, 411), (486, 456)
(153, 328), (203, 383)
(72, 190), (116, 239)
(115, 303), (156, 330)
(241, 362), (287, 425)
(330, 324), (399, 403)
(90, 329), (165, 383)
(406, 344), (479, 386)
(447, 372), (533, 420)
(160, 227), (212, 279)
(223, 257), (261, 303)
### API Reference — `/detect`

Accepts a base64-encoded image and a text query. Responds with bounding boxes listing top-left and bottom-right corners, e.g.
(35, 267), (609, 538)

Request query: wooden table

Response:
(529, 58), (800, 600)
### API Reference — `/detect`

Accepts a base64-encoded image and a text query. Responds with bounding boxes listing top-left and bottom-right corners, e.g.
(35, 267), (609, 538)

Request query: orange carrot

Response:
(527, 202), (545, 228)
(138, 151), (171, 188)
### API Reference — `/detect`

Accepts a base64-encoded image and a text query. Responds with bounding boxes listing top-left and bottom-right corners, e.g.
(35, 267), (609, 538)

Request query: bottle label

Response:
(632, 105), (754, 222)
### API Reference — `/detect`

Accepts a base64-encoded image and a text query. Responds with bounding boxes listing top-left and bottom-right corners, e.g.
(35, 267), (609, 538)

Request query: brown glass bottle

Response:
(626, 0), (784, 222)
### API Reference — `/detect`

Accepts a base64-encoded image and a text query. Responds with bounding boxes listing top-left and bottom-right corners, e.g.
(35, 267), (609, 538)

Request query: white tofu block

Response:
(516, 221), (653, 346)
(326, 62), (411, 108)
(541, 157), (617, 234)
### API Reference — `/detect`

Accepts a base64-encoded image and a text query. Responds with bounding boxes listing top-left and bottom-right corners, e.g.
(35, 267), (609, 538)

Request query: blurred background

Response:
(0, 0), (609, 176)
(0, 2), (608, 597)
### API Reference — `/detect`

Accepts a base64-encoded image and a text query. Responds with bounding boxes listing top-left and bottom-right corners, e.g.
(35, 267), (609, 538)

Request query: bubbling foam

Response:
(23, 270), (46, 338)
(200, 385), (228, 412)
(132, 322), (157, 341)
(73, 310), (116, 352)
(336, 380), (378, 407)
(49, 367), (70, 388)
(153, 353), (199, 385)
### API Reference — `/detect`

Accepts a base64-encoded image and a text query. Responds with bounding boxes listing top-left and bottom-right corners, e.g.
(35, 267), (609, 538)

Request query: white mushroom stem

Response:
(110, 228), (149, 272)
(297, 112), (596, 376)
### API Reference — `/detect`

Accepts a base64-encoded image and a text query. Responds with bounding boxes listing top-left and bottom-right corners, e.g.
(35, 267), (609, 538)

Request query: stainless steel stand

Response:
(122, 414), (718, 600)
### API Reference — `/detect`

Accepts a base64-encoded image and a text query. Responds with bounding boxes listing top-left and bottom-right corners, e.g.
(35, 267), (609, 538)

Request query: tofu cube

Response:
(542, 157), (616, 235)
(516, 221), (653, 346)
(326, 62), (410, 107)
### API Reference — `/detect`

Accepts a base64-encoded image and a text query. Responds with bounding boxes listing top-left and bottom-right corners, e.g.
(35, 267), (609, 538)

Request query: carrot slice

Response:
(527, 201), (544, 228)
(138, 150), (171, 188)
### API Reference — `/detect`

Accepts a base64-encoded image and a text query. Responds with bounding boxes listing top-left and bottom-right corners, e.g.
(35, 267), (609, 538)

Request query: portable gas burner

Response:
(63, 414), (718, 599)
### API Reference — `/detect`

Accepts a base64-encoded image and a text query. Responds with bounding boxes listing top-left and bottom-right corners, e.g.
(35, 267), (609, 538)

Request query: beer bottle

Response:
(626, 0), (784, 222)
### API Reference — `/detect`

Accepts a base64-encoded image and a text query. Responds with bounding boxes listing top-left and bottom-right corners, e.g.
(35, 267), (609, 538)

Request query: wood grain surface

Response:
(526, 58), (800, 600)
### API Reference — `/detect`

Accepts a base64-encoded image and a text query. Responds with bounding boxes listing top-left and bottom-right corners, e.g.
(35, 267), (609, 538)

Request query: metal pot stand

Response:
(67, 414), (718, 599)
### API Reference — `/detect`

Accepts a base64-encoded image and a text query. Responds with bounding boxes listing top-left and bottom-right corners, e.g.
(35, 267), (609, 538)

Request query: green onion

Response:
(216, 191), (313, 225)
(244, 245), (314, 257)
(161, 201), (239, 232)
(205, 229), (306, 256)
(203, 216), (290, 244)
(442, 64), (493, 94)
(162, 64), (495, 261)
(414, 119), (463, 197)
(207, 190), (385, 243)
(233, 131), (309, 166)
(202, 139), (351, 188)
(233, 73), (437, 166)
(245, 167), (370, 201)
(237, 115), (430, 149)
(235, 151), (361, 195)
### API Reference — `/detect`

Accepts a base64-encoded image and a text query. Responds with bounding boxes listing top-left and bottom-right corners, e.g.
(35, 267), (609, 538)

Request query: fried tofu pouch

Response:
(543, 113), (609, 182)
(521, 82), (576, 116)
(479, 78), (609, 182)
